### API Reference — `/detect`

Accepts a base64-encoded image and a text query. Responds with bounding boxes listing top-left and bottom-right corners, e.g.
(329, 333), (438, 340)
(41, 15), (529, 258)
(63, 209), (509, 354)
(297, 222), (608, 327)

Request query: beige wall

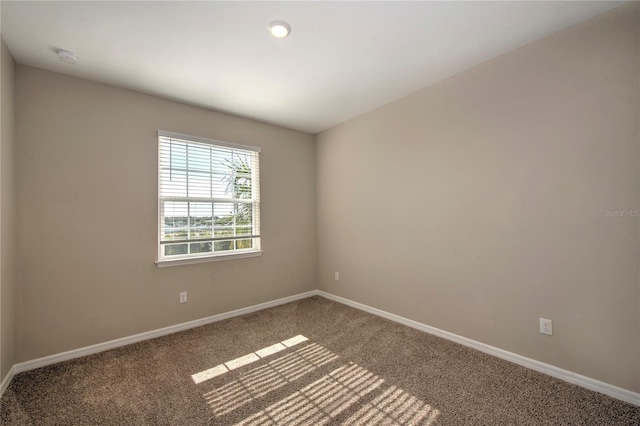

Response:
(15, 66), (316, 362)
(1, 40), (16, 379)
(316, 3), (639, 392)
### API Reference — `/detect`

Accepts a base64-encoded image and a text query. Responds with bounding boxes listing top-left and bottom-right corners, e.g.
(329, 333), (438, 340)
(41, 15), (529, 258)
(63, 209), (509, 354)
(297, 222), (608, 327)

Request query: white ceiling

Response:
(2, 1), (625, 134)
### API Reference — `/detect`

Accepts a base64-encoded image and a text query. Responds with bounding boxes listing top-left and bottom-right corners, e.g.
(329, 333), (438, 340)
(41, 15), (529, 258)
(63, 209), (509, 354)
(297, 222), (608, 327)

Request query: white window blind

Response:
(158, 131), (260, 262)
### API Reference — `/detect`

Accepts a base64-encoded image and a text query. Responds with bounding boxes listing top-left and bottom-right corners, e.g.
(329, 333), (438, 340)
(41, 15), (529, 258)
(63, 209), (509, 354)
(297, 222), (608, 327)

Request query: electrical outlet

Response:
(335, 272), (340, 281)
(180, 292), (187, 304)
(539, 318), (552, 335)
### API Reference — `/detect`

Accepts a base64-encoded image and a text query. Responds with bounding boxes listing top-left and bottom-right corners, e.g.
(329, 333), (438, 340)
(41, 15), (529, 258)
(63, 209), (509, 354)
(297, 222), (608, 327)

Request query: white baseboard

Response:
(4, 288), (639, 407)
(13, 290), (318, 375)
(0, 365), (15, 397)
(317, 291), (640, 407)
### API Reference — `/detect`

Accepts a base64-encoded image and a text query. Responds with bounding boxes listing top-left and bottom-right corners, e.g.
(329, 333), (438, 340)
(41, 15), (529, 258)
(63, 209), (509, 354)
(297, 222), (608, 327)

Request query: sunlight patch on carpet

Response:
(232, 362), (439, 425)
(342, 385), (440, 425)
(202, 342), (339, 416)
(192, 335), (309, 384)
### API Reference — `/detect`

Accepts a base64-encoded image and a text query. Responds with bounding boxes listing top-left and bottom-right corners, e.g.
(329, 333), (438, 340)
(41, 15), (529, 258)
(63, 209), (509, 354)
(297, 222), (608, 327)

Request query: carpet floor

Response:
(1, 296), (638, 425)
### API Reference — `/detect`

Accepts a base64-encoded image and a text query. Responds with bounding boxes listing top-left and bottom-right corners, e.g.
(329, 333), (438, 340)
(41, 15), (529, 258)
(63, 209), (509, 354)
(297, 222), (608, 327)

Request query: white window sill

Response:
(156, 250), (263, 268)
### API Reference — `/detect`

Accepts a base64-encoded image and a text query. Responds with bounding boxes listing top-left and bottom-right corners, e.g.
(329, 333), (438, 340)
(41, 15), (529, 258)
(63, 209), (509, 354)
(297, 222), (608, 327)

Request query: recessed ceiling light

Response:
(268, 21), (291, 39)
(57, 49), (78, 65)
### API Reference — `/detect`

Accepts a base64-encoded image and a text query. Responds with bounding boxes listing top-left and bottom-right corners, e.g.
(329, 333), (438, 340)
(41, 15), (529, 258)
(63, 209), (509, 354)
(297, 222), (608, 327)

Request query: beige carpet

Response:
(1, 296), (638, 425)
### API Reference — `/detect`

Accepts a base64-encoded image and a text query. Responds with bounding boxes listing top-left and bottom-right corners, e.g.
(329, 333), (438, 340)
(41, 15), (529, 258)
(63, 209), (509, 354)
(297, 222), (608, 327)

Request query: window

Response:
(157, 131), (261, 266)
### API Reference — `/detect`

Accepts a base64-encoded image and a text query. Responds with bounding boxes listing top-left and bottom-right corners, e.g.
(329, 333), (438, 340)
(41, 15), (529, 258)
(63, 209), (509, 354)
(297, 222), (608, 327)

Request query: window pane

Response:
(212, 172), (228, 198)
(213, 202), (234, 237)
(187, 144), (210, 171)
(165, 244), (188, 256)
(162, 202), (188, 241)
(159, 140), (187, 170)
(234, 203), (253, 227)
(188, 171), (212, 197)
(227, 153), (253, 199)
(190, 242), (212, 254)
(235, 226), (253, 237)
(235, 239), (253, 250)
(189, 202), (212, 240)
(214, 240), (234, 252)
(211, 148), (232, 174)
(160, 170), (186, 197)
(233, 176), (252, 199)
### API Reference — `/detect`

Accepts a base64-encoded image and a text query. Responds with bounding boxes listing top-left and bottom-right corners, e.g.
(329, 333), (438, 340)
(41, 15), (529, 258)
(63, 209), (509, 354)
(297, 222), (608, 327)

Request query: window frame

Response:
(155, 130), (262, 267)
